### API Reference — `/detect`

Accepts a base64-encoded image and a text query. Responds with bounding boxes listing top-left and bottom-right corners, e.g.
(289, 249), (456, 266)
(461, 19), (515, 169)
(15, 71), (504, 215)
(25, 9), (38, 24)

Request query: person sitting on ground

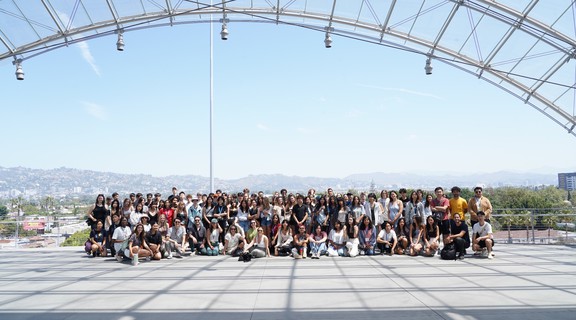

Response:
(127, 223), (153, 266)
(344, 215), (359, 257)
(112, 216), (132, 262)
(377, 221), (397, 256)
(394, 217), (410, 255)
(224, 224), (245, 256)
(244, 226), (270, 258)
(308, 224), (328, 259)
(274, 219), (293, 256)
(86, 220), (107, 257)
(445, 213), (470, 260)
(423, 215), (440, 257)
(146, 222), (164, 260)
(188, 216), (207, 255)
(409, 216), (424, 256)
(292, 224), (309, 259)
(327, 220), (346, 257)
(206, 218), (223, 256)
(246, 220), (259, 244)
(165, 218), (186, 259)
(472, 211), (494, 259)
(358, 216), (377, 256)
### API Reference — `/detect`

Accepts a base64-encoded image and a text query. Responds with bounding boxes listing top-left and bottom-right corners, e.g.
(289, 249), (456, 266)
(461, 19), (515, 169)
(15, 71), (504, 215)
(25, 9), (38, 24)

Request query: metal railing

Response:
(491, 208), (576, 245)
(0, 208), (575, 248)
(0, 216), (88, 249)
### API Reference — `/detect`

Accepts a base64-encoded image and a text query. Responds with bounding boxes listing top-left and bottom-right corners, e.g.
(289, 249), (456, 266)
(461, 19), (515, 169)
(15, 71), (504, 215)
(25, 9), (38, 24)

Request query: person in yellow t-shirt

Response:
(449, 186), (468, 221)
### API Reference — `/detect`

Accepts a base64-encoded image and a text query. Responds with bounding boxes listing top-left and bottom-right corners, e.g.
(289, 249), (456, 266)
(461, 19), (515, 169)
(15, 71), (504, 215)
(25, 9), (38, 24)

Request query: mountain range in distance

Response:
(0, 166), (564, 198)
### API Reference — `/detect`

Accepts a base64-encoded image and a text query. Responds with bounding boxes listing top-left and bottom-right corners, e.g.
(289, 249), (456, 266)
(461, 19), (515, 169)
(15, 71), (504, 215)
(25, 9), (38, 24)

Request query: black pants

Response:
(453, 237), (469, 255)
(377, 240), (395, 254)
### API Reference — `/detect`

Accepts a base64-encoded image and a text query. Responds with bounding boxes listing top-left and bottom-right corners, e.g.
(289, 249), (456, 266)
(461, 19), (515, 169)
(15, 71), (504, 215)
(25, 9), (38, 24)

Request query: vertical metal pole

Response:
(209, 0), (214, 193)
(15, 204), (19, 249)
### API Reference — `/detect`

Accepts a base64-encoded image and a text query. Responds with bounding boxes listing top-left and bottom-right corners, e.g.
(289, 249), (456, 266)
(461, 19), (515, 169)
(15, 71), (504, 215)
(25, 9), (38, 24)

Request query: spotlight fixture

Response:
(425, 57), (433, 75)
(116, 31), (125, 51)
(14, 60), (24, 80)
(220, 24), (229, 40)
(324, 34), (332, 48)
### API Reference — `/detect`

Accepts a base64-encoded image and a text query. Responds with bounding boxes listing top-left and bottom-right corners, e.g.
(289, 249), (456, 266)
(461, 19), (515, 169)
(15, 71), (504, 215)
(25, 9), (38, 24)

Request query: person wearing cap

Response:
(468, 186), (493, 229)
(140, 215), (151, 232)
(472, 211), (495, 259)
(206, 218), (223, 256)
(187, 195), (203, 231)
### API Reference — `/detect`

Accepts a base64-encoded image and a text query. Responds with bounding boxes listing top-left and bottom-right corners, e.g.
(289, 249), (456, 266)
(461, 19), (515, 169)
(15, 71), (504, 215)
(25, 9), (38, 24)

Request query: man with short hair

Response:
(472, 211), (494, 259)
(188, 217), (207, 255)
(291, 195), (309, 234)
(432, 187), (451, 238)
(468, 186), (493, 228)
(445, 213), (470, 260)
(449, 186), (468, 221)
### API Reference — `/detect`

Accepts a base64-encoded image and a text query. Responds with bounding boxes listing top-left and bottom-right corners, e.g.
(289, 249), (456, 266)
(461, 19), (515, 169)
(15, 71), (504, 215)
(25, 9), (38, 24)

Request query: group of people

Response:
(84, 185), (496, 265)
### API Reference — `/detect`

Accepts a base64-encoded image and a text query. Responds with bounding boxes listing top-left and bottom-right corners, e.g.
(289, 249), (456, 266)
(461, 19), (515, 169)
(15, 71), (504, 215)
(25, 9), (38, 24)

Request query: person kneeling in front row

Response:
(377, 221), (397, 255)
(472, 211), (495, 259)
(444, 213), (470, 260)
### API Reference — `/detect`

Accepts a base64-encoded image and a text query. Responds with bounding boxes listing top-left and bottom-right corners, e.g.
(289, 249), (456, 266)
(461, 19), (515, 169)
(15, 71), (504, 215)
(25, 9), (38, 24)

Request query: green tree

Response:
(61, 228), (90, 247)
(0, 205), (8, 219)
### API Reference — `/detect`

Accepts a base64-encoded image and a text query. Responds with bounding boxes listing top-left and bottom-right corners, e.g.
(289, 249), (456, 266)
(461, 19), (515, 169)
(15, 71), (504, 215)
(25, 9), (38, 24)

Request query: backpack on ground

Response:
(440, 243), (457, 260)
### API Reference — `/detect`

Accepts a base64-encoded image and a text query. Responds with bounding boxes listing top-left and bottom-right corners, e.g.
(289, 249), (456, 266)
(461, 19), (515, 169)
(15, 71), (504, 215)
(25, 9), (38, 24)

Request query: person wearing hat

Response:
(187, 195), (203, 231)
(468, 186), (493, 229)
(140, 215), (151, 232)
(206, 218), (223, 256)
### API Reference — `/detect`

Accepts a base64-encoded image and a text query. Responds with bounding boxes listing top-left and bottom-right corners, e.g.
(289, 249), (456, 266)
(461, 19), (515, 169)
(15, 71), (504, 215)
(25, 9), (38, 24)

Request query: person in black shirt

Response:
(291, 195), (309, 234)
(146, 222), (164, 260)
(188, 216), (207, 255)
(445, 213), (470, 260)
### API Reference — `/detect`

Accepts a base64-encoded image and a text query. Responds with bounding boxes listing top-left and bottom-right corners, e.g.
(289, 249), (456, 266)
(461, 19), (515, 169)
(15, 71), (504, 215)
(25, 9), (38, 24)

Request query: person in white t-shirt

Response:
(377, 221), (397, 255)
(472, 211), (494, 259)
(112, 217), (132, 262)
(224, 225), (245, 256)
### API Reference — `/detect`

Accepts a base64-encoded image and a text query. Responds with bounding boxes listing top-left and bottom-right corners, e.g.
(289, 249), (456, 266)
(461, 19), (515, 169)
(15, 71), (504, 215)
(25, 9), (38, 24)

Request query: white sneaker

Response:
(116, 254), (123, 262)
(487, 253), (493, 259)
(167, 254), (173, 259)
(145, 256), (151, 262)
(482, 248), (488, 258)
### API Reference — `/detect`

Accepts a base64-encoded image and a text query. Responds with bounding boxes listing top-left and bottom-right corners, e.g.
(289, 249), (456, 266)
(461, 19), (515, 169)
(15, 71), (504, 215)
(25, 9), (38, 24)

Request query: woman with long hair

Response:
(405, 191), (424, 226)
(87, 194), (108, 229)
(237, 199), (250, 232)
(344, 215), (359, 257)
(202, 196), (215, 229)
(423, 215), (440, 256)
(387, 191), (404, 228)
(127, 223), (153, 266)
(358, 216), (376, 256)
(394, 217), (410, 255)
(327, 220), (346, 257)
(274, 219), (293, 256)
(160, 200), (174, 228)
(409, 216), (424, 256)
(244, 226), (270, 258)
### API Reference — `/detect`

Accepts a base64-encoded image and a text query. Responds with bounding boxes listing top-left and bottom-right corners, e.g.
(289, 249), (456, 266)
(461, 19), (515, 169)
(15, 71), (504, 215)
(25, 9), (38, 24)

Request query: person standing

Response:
(449, 186), (468, 221)
(468, 186), (493, 229)
(432, 187), (451, 238)
(291, 195), (309, 235)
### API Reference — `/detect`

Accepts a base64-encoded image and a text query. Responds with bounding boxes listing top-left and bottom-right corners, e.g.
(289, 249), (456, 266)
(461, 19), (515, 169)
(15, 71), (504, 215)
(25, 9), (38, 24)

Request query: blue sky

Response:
(1, 22), (575, 179)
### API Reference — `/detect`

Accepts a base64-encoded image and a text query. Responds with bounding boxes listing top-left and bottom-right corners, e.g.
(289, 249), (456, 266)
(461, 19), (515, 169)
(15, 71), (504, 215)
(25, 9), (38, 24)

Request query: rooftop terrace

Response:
(0, 244), (575, 320)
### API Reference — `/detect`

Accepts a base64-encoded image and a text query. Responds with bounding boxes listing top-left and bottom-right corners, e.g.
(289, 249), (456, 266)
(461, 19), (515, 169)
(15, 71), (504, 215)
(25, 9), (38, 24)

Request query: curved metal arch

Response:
(1, 0), (575, 136)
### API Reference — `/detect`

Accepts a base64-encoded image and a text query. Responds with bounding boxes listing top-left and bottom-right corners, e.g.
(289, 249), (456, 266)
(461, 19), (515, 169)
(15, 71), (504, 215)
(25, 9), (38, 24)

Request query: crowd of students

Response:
(84, 186), (495, 265)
